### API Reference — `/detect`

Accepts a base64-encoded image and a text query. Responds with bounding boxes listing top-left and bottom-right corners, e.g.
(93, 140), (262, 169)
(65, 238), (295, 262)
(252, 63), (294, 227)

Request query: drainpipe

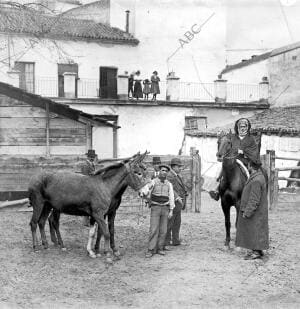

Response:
(125, 10), (130, 33)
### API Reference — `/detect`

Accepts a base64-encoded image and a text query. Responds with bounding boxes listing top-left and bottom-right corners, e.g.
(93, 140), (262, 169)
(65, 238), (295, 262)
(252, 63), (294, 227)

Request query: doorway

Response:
(99, 67), (118, 99)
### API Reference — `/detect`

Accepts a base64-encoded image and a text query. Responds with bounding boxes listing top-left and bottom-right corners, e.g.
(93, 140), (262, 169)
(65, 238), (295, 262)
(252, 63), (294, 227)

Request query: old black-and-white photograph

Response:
(0, 0), (299, 308)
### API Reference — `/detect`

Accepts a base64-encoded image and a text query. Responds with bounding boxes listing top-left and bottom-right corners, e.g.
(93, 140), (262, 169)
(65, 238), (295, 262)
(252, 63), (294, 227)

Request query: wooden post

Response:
(273, 169), (279, 209)
(267, 150), (276, 210)
(190, 147), (201, 213)
(45, 102), (50, 157)
(86, 122), (92, 151)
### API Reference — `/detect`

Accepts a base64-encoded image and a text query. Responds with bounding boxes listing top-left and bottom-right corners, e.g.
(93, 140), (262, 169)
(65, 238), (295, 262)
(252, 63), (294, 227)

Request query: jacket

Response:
(235, 170), (269, 250)
(167, 169), (188, 211)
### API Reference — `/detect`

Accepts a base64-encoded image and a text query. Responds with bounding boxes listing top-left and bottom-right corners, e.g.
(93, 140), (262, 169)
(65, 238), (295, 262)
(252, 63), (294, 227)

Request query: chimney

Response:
(125, 10), (130, 33)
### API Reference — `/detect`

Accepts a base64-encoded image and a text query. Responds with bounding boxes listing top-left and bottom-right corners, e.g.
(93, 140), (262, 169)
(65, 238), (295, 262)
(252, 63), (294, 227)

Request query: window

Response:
(185, 116), (207, 131)
(14, 62), (35, 93)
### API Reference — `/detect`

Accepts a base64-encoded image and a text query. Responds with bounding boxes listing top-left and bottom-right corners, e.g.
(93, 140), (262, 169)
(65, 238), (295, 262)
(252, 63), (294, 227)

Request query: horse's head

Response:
(125, 151), (150, 197)
(216, 130), (233, 162)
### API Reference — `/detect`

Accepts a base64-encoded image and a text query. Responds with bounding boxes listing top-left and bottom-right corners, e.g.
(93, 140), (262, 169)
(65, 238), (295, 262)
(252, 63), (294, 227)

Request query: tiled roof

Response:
(221, 41), (300, 75)
(186, 106), (300, 137)
(0, 8), (139, 45)
(0, 82), (119, 128)
(221, 52), (271, 75)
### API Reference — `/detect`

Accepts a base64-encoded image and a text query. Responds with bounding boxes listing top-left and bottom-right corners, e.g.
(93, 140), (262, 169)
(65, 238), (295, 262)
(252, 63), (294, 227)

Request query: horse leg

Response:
(221, 199), (231, 248)
(94, 226), (102, 257)
(93, 212), (112, 263)
(48, 210), (58, 246)
(29, 191), (45, 251)
(92, 217), (102, 257)
(51, 210), (65, 250)
(86, 222), (98, 258)
(38, 203), (52, 249)
(235, 201), (240, 229)
(108, 211), (120, 257)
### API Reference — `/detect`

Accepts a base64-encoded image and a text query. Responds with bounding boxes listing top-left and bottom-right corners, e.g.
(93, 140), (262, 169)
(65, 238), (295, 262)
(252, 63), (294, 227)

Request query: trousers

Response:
(165, 204), (181, 245)
(148, 205), (169, 252)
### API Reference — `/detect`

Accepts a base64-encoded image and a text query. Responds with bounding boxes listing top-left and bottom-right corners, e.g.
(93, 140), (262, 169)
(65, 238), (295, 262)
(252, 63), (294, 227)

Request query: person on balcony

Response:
(150, 71), (160, 101)
(128, 72), (134, 99)
(143, 79), (151, 100)
(209, 118), (259, 201)
(133, 70), (143, 100)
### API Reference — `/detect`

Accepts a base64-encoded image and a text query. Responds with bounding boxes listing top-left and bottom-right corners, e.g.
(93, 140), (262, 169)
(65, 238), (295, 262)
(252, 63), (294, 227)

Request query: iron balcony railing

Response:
(32, 76), (262, 103)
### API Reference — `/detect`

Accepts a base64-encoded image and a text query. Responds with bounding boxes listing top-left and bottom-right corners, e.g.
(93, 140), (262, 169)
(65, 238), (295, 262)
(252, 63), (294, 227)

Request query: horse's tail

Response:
(28, 172), (49, 224)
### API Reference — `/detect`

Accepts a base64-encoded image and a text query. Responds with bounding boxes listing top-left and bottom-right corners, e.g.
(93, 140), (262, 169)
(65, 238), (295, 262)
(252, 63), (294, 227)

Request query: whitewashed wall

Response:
(67, 102), (256, 158)
(0, 35), (139, 91)
(222, 60), (269, 84)
(92, 126), (114, 159)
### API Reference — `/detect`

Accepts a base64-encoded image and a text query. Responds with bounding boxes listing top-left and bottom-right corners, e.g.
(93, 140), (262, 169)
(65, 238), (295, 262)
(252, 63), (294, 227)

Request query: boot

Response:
(209, 190), (220, 201)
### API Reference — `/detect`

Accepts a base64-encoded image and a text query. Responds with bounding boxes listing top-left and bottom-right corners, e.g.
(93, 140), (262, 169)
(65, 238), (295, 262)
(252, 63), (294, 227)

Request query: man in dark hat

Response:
(81, 149), (97, 226)
(151, 156), (161, 179)
(165, 157), (188, 246)
(236, 156), (269, 260)
(209, 118), (259, 201)
(145, 164), (175, 258)
(81, 149), (97, 176)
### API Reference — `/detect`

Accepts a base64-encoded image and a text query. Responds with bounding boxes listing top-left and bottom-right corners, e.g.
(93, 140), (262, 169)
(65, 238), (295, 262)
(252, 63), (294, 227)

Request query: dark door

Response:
(100, 67), (118, 99)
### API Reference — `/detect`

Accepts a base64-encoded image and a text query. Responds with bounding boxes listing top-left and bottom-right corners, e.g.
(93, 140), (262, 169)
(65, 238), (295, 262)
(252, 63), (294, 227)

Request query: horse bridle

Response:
(124, 160), (147, 191)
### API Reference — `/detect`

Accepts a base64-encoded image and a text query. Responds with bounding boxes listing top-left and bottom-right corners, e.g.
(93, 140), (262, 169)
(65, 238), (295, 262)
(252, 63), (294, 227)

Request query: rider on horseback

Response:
(209, 118), (259, 201)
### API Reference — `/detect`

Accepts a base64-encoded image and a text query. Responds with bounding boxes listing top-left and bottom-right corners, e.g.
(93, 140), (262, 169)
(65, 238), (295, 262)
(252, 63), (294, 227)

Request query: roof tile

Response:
(0, 7), (139, 44)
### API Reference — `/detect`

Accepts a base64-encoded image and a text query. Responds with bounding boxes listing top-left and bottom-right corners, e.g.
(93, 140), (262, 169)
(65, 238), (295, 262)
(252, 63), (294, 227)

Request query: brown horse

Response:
(28, 152), (149, 263)
(216, 132), (248, 248)
(48, 155), (147, 259)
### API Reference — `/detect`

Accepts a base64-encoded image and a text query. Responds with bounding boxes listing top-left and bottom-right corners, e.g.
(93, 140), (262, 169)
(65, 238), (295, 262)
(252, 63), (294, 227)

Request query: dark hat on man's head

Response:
(86, 149), (96, 158)
(153, 71), (158, 74)
(170, 157), (184, 166)
(152, 156), (161, 165)
(159, 164), (170, 171)
(249, 156), (262, 168)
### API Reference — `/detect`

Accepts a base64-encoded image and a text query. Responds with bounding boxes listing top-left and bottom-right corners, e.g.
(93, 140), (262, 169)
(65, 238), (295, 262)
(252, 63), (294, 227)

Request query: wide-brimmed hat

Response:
(159, 164), (170, 171)
(152, 156), (161, 165)
(170, 158), (184, 166)
(249, 156), (262, 167)
(86, 149), (96, 158)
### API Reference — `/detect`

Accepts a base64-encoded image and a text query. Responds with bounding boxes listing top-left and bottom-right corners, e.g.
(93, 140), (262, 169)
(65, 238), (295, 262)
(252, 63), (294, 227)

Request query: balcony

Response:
(30, 76), (267, 103)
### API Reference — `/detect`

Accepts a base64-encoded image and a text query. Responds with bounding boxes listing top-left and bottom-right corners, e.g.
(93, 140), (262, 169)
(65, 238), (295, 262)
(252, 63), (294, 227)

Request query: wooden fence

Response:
(0, 151), (202, 215)
(264, 150), (300, 209)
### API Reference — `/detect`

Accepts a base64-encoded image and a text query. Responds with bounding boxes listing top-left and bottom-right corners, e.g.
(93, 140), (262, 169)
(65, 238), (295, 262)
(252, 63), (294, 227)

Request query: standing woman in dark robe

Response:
(150, 71), (160, 101)
(133, 70), (143, 100)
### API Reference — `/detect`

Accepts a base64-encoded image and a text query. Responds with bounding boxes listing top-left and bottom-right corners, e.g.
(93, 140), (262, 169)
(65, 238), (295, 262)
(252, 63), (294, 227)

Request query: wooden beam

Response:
(46, 102), (50, 157)
(277, 166), (300, 171)
(278, 177), (300, 182)
(275, 156), (300, 161)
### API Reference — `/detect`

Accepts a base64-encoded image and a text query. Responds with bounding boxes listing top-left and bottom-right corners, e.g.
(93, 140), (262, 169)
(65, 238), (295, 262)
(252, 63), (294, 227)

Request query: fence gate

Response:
(119, 153), (202, 218)
(263, 150), (300, 209)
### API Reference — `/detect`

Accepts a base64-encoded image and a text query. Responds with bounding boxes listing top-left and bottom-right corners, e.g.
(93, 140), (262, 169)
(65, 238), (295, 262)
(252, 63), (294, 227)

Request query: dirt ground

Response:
(0, 193), (299, 309)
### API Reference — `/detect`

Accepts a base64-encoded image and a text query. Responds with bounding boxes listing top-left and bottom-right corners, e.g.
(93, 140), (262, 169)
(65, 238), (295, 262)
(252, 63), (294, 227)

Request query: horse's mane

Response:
(94, 162), (125, 179)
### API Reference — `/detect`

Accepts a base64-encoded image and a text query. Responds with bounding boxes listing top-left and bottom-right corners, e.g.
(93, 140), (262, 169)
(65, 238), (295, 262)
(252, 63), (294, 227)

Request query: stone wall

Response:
(268, 48), (300, 107)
